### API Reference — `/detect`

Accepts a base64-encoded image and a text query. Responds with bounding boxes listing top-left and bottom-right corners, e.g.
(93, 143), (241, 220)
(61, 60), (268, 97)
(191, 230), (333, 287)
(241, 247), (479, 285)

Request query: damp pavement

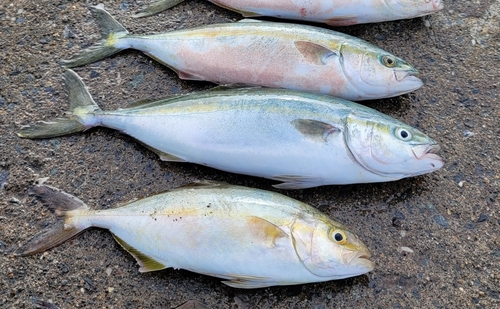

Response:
(0, 1), (499, 308)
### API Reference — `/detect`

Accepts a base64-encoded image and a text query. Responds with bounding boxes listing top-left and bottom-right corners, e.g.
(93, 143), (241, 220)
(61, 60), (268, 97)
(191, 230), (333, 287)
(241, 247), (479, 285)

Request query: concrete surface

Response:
(0, 0), (498, 308)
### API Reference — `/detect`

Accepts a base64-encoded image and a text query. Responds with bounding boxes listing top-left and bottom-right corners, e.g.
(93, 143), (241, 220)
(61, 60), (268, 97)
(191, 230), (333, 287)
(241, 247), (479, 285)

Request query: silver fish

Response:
(18, 69), (443, 189)
(135, 0), (444, 26)
(64, 6), (422, 101)
(16, 183), (374, 288)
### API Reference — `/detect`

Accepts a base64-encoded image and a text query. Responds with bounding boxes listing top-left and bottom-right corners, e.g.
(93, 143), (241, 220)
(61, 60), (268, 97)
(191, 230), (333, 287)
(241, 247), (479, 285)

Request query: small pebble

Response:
(8, 197), (20, 204)
(434, 215), (449, 227)
(107, 287), (114, 293)
(477, 214), (488, 223)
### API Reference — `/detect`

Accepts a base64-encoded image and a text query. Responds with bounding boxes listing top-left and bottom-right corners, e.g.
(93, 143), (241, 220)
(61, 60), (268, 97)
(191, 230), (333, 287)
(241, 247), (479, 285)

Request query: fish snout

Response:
(411, 144), (444, 169)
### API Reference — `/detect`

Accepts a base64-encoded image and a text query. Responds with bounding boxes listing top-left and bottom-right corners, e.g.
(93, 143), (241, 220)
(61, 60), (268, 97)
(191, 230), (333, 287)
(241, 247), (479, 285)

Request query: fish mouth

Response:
(412, 144), (444, 169)
(395, 69), (420, 82)
(352, 251), (375, 271)
(394, 70), (423, 92)
(412, 144), (440, 159)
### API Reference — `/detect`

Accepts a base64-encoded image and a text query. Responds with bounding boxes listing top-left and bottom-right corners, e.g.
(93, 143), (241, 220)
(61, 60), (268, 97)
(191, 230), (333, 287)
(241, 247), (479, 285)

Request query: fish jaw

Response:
(392, 69), (424, 97)
(410, 144), (444, 175)
(340, 247), (375, 278)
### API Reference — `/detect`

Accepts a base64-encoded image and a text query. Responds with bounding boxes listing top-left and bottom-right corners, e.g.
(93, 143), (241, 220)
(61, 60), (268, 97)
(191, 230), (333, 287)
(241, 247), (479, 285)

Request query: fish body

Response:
(65, 6), (422, 101)
(135, 0), (444, 25)
(18, 70), (443, 189)
(18, 183), (374, 288)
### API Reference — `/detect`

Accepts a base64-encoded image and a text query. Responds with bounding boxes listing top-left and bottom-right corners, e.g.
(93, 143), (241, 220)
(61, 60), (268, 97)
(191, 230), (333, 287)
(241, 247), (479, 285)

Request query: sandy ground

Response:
(1, 0), (499, 308)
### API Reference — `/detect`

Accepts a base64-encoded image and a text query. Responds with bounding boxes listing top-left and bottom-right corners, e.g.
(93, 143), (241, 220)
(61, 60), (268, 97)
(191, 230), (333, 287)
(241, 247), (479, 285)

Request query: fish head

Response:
(385, 0), (444, 18)
(340, 44), (423, 100)
(291, 216), (374, 279)
(344, 111), (444, 179)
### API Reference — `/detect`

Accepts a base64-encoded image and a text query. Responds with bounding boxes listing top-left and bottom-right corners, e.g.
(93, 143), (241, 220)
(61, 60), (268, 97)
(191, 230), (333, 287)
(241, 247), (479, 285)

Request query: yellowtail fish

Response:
(18, 70), (443, 189)
(135, 0), (444, 26)
(64, 6), (422, 101)
(16, 183), (374, 288)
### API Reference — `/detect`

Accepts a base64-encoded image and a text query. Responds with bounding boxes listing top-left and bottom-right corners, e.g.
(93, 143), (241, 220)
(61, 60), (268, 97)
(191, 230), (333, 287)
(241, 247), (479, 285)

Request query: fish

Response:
(17, 69), (443, 189)
(63, 6), (423, 101)
(134, 0), (444, 26)
(15, 182), (375, 288)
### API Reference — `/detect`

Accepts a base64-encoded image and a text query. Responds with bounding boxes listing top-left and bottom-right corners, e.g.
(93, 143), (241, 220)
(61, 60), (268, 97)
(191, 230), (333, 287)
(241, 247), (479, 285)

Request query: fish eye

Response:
(395, 128), (413, 141)
(382, 55), (396, 68)
(330, 229), (347, 245)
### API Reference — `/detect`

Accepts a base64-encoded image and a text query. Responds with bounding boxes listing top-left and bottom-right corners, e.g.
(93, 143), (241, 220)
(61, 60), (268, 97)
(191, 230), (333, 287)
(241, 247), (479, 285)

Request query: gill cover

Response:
(344, 111), (442, 178)
(291, 216), (353, 277)
(339, 44), (422, 99)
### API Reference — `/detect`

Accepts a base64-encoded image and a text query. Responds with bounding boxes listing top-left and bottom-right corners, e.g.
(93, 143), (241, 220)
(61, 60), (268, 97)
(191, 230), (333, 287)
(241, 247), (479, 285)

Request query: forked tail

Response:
(15, 185), (90, 256)
(133, 0), (186, 18)
(63, 6), (129, 67)
(17, 69), (102, 139)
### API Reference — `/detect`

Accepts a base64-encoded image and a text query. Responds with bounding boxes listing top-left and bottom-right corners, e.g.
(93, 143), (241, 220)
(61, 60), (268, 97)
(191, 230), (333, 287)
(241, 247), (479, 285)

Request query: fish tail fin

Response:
(17, 69), (102, 139)
(63, 6), (129, 67)
(15, 185), (91, 256)
(133, 0), (186, 18)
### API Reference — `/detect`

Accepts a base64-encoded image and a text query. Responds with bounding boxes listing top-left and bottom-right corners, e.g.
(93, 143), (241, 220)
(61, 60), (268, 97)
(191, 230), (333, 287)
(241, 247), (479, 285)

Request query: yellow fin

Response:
(112, 234), (166, 272)
(294, 41), (338, 65)
(246, 216), (287, 247)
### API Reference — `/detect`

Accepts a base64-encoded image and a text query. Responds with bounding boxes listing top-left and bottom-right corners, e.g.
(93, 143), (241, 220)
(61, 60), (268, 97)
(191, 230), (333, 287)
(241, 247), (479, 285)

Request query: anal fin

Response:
(271, 175), (323, 190)
(326, 16), (359, 26)
(141, 143), (187, 162)
(113, 234), (166, 272)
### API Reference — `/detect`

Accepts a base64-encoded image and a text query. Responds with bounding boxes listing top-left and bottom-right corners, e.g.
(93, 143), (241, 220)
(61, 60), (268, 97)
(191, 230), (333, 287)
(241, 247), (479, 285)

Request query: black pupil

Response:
(387, 58), (394, 64)
(400, 130), (409, 139)
(334, 233), (343, 242)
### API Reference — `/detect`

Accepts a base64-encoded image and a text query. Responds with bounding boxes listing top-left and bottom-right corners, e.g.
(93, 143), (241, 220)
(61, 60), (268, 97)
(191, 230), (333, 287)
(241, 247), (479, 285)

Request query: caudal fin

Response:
(15, 185), (90, 256)
(133, 0), (186, 18)
(63, 6), (129, 67)
(18, 69), (102, 139)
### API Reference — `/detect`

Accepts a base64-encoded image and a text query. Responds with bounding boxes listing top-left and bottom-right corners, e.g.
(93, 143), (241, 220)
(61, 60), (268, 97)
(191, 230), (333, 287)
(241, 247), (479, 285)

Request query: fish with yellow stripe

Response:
(18, 69), (443, 189)
(64, 6), (423, 101)
(134, 0), (444, 26)
(15, 182), (374, 288)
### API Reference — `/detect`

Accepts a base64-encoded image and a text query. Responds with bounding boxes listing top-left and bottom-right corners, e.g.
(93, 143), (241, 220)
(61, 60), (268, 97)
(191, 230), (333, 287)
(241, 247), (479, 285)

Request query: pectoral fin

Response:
(113, 234), (166, 272)
(294, 41), (338, 65)
(291, 119), (340, 142)
(246, 216), (287, 248)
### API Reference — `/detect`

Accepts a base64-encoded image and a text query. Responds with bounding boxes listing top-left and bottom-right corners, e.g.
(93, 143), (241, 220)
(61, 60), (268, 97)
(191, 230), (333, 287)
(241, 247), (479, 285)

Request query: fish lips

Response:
(344, 249), (375, 273)
(394, 70), (423, 91)
(411, 144), (444, 170)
